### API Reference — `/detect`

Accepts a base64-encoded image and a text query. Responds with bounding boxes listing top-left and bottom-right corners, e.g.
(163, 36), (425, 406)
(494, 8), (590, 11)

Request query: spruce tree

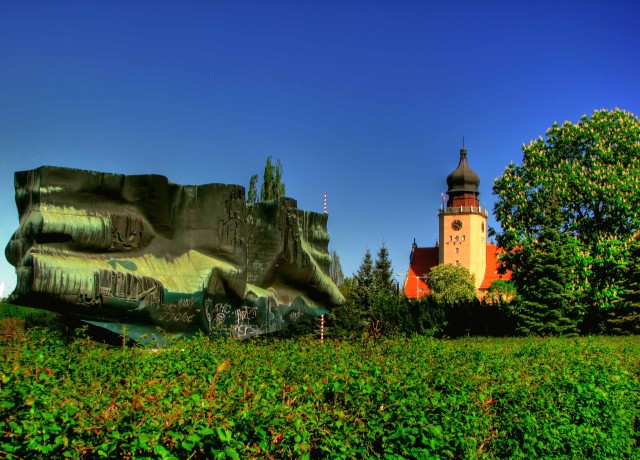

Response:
(372, 243), (394, 299)
(513, 226), (584, 336)
(608, 234), (640, 334)
(351, 250), (374, 332)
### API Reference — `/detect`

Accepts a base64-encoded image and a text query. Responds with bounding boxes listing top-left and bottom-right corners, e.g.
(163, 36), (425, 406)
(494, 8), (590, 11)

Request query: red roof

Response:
(403, 244), (512, 298)
(403, 247), (438, 298)
(479, 244), (511, 290)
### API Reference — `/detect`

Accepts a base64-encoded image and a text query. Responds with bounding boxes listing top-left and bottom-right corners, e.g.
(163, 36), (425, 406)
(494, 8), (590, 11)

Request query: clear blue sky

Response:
(1, 1), (639, 298)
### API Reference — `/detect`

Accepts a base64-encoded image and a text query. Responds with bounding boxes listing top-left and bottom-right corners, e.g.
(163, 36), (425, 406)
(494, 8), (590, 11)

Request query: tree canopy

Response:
(493, 109), (640, 329)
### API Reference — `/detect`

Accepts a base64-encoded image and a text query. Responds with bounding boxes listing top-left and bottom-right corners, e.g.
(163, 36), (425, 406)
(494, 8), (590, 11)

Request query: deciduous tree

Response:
(248, 157), (287, 203)
(329, 250), (344, 288)
(426, 263), (476, 306)
(247, 174), (258, 204)
(493, 109), (640, 329)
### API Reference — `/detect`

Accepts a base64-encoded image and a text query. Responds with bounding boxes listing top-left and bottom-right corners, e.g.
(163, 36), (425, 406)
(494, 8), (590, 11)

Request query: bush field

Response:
(1, 318), (639, 459)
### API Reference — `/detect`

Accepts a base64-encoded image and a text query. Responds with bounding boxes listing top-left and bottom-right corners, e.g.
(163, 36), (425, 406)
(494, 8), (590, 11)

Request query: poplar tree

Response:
(260, 157), (275, 201)
(329, 250), (345, 288)
(248, 157), (286, 202)
(247, 174), (258, 203)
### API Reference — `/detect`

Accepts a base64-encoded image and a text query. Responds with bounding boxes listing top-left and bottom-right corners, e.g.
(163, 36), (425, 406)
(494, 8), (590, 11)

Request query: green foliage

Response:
(372, 243), (394, 300)
(485, 280), (516, 305)
(329, 250), (345, 288)
(247, 174), (258, 204)
(609, 233), (640, 334)
(247, 157), (286, 203)
(493, 108), (640, 329)
(260, 156), (285, 201)
(511, 226), (585, 336)
(426, 263), (476, 306)
(348, 249), (375, 335)
(0, 302), (62, 333)
(2, 329), (639, 458)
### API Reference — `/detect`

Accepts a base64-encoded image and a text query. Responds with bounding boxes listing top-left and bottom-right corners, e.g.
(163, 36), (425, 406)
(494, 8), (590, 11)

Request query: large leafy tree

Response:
(426, 263), (476, 306)
(493, 109), (640, 327)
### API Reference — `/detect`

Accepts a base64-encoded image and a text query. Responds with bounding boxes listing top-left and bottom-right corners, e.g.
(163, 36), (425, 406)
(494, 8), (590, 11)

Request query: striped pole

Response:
(321, 192), (327, 343)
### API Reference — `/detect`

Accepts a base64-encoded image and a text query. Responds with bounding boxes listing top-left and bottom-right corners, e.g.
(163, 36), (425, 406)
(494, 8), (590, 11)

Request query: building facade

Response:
(403, 146), (510, 298)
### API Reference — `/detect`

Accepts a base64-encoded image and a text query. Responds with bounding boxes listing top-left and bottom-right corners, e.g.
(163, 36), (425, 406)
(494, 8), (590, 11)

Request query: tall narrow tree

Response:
(249, 157), (286, 203)
(373, 243), (394, 299)
(351, 250), (374, 330)
(260, 157), (275, 201)
(329, 250), (345, 288)
(247, 174), (258, 204)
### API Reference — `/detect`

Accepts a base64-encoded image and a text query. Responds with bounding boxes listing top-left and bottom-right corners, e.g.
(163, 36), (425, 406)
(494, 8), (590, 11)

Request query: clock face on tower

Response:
(451, 219), (463, 231)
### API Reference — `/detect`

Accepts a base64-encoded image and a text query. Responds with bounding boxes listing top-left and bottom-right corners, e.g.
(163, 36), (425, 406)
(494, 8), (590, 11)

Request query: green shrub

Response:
(1, 332), (638, 458)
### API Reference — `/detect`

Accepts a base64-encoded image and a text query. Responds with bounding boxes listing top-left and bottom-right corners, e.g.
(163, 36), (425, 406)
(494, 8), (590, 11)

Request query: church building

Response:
(403, 145), (510, 298)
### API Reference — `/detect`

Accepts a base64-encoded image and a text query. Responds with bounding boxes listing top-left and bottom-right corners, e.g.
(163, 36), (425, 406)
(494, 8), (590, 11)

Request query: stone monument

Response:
(5, 166), (344, 339)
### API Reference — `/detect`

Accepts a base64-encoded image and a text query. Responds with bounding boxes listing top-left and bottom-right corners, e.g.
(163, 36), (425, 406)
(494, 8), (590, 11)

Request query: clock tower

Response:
(438, 145), (488, 288)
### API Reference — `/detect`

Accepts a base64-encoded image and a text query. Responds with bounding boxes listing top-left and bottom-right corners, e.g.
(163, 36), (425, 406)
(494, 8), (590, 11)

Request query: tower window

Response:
(448, 236), (452, 242)
(455, 247), (459, 254)
(455, 235), (459, 242)
(462, 235), (466, 241)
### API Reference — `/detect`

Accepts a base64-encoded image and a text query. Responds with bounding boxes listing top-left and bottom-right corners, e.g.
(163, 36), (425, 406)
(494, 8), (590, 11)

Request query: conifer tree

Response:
(353, 250), (373, 307)
(373, 243), (394, 299)
(350, 250), (374, 332)
(608, 234), (640, 334)
(512, 226), (584, 336)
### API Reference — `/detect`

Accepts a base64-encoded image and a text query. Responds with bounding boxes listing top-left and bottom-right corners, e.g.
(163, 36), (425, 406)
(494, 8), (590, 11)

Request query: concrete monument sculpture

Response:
(5, 166), (344, 339)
